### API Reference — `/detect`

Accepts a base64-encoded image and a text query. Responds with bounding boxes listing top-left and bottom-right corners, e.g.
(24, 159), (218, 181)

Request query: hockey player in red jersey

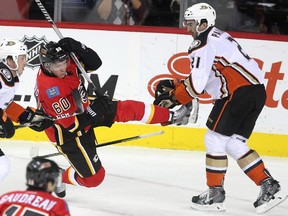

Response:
(0, 39), (53, 183)
(0, 158), (70, 216)
(35, 38), (191, 197)
(154, 2), (287, 214)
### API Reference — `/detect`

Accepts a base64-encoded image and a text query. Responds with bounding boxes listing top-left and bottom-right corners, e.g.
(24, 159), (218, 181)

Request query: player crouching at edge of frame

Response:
(0, 158), (70, 215)
(153, 2), (287, 214)
(0, 39), (54, 183)
(34, 37), (194, 197)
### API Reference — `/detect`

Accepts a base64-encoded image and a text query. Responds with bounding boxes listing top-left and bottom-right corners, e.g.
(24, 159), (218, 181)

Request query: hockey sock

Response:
(206, 154), (228, 187)
(114, 100), (170, 124)
(237, 150), (270, 185)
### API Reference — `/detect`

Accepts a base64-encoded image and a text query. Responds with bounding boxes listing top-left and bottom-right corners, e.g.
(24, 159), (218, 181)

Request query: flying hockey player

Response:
(35, 37), (192, 197)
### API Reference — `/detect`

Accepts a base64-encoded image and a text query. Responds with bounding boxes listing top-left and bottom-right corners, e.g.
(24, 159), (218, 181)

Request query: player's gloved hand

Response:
(0, 109), (15, 138)
(155, 79), (176, 98)
(18, 107), (37, 125)
(86, 95), (111, 123)
(154, 90), (180, 108)
(154, 79), (180, 108)
(18, 107), (54, 131)
(29, 113), (54, 132)
(58, 37), (84, 53)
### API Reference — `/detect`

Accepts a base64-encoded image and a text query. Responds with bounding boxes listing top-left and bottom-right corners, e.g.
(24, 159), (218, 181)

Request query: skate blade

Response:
(191, 202), (226, 212)
(256, 190), (288, 214)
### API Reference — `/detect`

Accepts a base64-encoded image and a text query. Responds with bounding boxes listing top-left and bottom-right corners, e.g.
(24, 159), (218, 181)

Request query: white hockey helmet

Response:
(0, 39), (27, 63)
(184, 3), (216, 28)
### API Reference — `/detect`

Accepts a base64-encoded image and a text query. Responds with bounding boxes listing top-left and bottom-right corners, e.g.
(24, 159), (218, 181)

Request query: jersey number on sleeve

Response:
(227, 36), (251, 60)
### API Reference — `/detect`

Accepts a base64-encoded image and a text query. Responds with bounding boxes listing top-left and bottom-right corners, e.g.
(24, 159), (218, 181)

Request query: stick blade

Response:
(139, 130), (164, 139)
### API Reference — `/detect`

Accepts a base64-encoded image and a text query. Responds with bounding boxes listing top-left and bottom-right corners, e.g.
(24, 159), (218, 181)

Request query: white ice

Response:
(1, 140), (288, 216)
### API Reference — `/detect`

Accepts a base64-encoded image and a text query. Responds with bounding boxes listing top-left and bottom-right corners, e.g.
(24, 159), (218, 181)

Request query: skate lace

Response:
(198, 188), (214, 202)
(257, 179), (278, 201)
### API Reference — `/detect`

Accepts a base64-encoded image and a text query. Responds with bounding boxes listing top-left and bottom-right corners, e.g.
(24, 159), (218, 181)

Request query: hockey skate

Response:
(191, 186), (226, 212)
(54, 168), (66, 198)
(254, 178), (288, 214)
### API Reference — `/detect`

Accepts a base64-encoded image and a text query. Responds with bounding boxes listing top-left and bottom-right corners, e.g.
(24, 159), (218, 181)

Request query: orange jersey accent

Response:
(174, 27), (264, 103)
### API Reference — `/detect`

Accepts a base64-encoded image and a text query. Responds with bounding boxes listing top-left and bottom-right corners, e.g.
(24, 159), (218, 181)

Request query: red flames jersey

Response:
(0, 190), (70, 216)
(35, 60), (89, 142)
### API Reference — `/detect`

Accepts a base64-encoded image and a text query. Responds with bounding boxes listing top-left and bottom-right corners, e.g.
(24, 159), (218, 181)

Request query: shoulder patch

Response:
(0, 69), (12, 82)
(46, 86), (60, 98)
(188, 40), (201, 51)
(188, 27), (212, 54)
(0, 68), (14, 87)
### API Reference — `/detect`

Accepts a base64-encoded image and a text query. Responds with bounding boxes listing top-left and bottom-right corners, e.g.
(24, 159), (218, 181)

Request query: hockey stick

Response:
(34, 0), (99, 94)
(30, 130), (165, 158)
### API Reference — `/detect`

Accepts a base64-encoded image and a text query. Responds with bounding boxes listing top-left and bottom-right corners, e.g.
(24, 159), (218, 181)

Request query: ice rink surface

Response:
(1, 140), (288, 216)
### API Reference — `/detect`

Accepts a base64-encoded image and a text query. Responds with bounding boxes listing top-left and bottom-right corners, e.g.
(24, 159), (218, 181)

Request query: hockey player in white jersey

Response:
(0, 39), (53, 183)
(154, 2), (287, 214)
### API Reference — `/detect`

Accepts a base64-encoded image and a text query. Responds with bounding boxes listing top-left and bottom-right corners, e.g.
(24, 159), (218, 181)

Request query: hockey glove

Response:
(155, 79), (175, 98)
(154, 90), (180, 108)
(58, 37), (84, 53)
(29, 118), (54, 132)
(86, 95), (111, 124)
(154, 79), (181, 108)
(0, 109), (15, 138)
(18, 107), (54, 131)
(18, 107), (37, 125)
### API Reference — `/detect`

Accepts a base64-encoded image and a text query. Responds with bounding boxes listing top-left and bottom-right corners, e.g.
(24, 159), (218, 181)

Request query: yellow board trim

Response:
(12, 123), (288, 157)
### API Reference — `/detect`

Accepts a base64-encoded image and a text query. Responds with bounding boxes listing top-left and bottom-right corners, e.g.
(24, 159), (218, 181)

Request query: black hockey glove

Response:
(29, 118), (54, 132)
(18, 107), (54, 131)
(154, 79), (180, 108)
(155, 79), (175, 97)
(58, 37), (84, 53)
(0, 109), (15, 138)
(154, 90), (180, 108)
(86, 95), (111, 124)
(18, 107), (37, 125)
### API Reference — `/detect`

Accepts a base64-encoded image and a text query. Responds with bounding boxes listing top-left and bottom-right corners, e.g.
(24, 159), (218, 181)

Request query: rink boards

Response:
(0, 22), (286, 158)
(11, 124), (288, 157)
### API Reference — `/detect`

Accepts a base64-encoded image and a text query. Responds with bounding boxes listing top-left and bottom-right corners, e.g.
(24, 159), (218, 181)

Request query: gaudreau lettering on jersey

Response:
(0, 193), (57, 211)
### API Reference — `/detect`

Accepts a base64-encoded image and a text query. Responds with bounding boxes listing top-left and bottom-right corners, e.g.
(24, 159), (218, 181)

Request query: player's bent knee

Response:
(62, 166), (106, 187)
(204, 129), (229, 154)
(226, 134), (250, 160)
(77, 166), (106, 188)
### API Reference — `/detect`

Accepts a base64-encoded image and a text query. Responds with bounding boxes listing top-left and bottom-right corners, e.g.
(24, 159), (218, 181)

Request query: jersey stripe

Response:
(214, 56), (261, 97)
(75, 137), (96, 175)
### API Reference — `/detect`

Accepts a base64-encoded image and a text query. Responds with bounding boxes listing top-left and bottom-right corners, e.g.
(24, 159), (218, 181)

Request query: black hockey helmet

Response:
(26, 158), (60, 191)
(39, 41), (69, 65)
